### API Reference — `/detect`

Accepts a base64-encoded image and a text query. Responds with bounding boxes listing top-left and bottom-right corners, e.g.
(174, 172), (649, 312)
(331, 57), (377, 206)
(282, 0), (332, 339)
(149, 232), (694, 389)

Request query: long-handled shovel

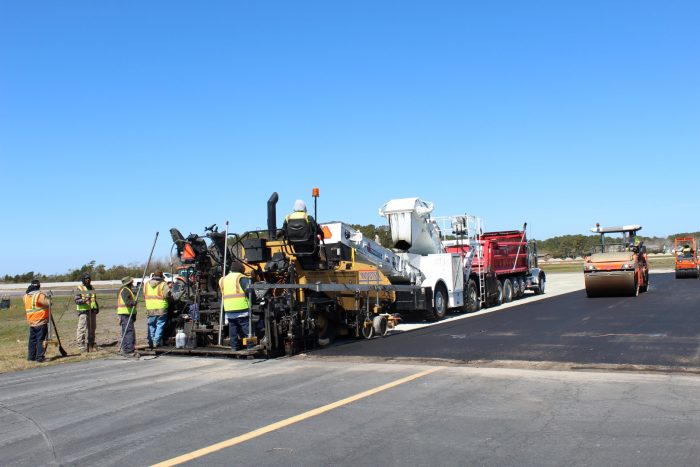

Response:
(47, 295), (68, 357)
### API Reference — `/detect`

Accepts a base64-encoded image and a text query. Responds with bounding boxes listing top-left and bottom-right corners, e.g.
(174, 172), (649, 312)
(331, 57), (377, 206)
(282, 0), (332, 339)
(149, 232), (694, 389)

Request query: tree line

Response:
(2, 259), (172, 284)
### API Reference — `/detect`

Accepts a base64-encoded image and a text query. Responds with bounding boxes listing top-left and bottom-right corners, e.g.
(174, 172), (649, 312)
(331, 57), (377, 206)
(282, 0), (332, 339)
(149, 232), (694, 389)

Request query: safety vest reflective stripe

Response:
(24, 293), (49, 325)
(117, 287), (135, 315)
(76, 285), (97, 311)
(145, 282), (168, 310)
(221, 272), (249, 311)
(285, 211), (309, 223)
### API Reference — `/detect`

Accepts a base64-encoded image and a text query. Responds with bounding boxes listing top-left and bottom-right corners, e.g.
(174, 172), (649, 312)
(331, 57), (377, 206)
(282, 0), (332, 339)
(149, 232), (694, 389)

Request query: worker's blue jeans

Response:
(227, 315), (250, 350)
(147, 313), (168, 347)
(28, 324), (47, 361)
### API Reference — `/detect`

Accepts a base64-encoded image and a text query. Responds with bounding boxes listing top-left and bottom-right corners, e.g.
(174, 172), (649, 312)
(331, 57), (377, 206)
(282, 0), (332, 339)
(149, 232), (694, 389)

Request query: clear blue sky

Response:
(1, 1), (698, 276)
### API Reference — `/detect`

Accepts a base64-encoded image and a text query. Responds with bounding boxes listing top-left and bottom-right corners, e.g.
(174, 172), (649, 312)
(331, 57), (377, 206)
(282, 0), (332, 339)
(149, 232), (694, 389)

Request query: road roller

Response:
(583, 224), (649, 297)
(674, 237), (699, 279)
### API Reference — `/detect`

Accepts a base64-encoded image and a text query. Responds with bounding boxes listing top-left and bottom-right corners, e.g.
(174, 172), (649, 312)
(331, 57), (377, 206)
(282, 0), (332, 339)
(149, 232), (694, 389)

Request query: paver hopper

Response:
(674, 237), (699, 279)
(583, 224), (649, 297)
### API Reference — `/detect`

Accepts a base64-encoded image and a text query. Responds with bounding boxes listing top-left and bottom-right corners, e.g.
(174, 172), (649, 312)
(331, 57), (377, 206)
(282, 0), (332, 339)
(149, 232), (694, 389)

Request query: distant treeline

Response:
(3, 229), (699, 283)
(2, 260), (172, 284)
(535, 232), (700, 258)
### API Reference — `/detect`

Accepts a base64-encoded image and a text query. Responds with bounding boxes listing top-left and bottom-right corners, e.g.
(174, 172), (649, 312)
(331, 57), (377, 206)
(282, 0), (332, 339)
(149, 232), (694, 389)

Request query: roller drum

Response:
(585, 270), (638, 297)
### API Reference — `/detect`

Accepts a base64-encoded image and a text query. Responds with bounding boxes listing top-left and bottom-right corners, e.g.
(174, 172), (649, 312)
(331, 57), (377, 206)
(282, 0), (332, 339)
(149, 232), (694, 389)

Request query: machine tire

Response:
(316, 310), (337, 346)
(631, 274), (640, 297)
(535, 274), (546, 295)
(360, 314), (375, 339)
(465, 279), (480, 312)
(372, 315), (388, 336)
(640, 270), (649, 292)
(423, 284), (449, 322)
(502, 279), (513, 303)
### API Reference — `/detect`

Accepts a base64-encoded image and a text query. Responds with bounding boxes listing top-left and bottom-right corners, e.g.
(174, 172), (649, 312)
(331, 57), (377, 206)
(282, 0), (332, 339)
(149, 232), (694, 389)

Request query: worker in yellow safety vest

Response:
(144, 269), (171, 348)
(117, 276), (139, 357)
(24, 279), (50, 362)
(218, 262), (251, 351)
(74, 272), (99, 352)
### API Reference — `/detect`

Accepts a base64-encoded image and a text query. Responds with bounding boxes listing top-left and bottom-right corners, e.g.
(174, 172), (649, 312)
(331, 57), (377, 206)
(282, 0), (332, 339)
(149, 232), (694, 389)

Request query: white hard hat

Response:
(293, 199), (307, 212)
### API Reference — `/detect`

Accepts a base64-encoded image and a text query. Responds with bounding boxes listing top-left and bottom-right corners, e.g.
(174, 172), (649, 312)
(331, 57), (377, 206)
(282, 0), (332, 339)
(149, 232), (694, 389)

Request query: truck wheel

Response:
(517, 277), (526, 297)
(535, 274), (546, 295)
(502, 279), (513, 303)
(465, 279), (480, 312)
(492, 281), (503, 307)
(423, 284), (448, 322)
(511, 278), (519, 298)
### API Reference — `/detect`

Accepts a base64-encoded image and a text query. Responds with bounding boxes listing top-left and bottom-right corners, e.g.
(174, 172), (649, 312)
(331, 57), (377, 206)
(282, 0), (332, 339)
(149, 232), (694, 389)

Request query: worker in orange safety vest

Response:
(24, 279), (50, 362)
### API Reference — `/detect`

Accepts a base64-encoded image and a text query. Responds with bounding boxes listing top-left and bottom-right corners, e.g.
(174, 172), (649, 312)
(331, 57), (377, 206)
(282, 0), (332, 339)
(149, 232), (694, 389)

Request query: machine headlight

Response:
(584, 264), (596, 271)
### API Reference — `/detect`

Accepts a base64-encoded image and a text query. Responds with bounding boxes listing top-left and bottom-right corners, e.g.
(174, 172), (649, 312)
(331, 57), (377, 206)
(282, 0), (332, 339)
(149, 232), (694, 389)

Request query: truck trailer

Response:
(444, 226), (546, 310)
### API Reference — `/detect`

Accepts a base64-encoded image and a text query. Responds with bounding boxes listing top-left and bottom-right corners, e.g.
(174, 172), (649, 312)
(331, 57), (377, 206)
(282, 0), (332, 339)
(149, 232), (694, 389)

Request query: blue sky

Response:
(1, 1), (698, 275)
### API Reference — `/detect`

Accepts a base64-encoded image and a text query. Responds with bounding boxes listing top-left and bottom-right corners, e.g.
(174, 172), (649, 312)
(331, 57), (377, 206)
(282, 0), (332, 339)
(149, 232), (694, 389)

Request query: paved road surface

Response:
(2, 272), (700, 466)
(2, 358), (700, 467)
(317, 272), (700, 369)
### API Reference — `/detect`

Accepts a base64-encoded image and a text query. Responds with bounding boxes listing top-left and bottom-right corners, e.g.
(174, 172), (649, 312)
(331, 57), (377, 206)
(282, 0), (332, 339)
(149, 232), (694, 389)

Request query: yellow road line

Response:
(151, 366), (443, 467)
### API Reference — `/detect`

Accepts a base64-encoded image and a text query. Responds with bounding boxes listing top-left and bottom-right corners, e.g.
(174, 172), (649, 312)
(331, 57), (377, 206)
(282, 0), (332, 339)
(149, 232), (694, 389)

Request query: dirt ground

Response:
(0, 292), (151, 373)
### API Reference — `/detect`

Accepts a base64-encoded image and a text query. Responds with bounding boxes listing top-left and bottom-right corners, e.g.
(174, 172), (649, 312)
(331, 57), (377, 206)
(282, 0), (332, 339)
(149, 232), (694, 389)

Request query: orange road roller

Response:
(584, 224), (649, 297)
(674, 237), (699, 279)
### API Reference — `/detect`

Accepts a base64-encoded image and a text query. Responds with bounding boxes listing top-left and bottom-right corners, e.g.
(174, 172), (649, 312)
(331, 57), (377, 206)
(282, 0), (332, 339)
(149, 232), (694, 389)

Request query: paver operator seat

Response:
(284, 200), (322, 269)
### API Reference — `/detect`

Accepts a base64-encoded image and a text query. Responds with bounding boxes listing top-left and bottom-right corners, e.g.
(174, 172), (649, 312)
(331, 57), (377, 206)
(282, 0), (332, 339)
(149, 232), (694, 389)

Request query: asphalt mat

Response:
(312, 272), (700, 369)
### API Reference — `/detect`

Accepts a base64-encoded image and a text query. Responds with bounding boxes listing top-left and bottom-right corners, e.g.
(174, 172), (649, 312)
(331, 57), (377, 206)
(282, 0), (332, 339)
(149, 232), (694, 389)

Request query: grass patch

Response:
(0, 292), (148, 373)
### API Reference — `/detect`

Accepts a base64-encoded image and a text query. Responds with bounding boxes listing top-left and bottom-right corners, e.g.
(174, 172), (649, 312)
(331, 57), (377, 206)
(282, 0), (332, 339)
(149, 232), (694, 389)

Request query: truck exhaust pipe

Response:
(267, 192), (279, 239)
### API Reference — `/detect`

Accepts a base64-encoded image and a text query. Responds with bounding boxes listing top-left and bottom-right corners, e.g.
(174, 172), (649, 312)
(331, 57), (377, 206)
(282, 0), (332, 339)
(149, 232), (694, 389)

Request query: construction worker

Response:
(144, 269), (171, 348)
(218, 262), (251, 351)
(282, 200), (323, 268)
(24, 279), (50, 362)
(117, 276), (139, 357)
(282, 199), (322, 241)
(74, 272), (99, 352)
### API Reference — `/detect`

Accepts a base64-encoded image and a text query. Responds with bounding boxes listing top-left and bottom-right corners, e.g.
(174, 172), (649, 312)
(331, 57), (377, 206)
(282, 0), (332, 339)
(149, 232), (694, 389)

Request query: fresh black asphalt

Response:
(315, 272), (700, 368)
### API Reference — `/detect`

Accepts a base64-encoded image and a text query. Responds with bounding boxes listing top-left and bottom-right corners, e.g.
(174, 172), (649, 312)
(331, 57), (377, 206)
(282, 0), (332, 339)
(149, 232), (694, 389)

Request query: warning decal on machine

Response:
(358, 270), (381, 284)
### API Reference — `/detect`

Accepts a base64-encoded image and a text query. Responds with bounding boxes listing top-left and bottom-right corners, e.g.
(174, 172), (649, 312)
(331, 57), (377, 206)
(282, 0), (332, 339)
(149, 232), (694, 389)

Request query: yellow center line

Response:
(151, 366), (443, 467)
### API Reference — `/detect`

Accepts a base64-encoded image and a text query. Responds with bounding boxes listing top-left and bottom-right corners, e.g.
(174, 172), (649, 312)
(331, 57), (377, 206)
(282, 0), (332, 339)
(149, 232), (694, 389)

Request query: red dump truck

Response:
(444, 226), (546, 310)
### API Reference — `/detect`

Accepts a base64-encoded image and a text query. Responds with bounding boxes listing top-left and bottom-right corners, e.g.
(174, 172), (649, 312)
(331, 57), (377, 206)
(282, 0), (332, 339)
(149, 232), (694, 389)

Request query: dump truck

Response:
(674, 237), (699, 279)
(444, 225), (546, 309)
(161, 191), (481, 357)
(583, 224), (649, 297)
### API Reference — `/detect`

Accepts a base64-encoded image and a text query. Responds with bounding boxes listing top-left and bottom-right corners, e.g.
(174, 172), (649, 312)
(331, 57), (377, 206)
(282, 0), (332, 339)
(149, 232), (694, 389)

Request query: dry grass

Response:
(0, 293), (150, 374)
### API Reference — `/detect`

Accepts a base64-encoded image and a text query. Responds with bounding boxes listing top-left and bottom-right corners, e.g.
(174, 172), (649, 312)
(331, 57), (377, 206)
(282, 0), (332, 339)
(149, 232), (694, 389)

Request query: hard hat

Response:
(293, 199), (307, 212)
(121, 276), (133, 286)
(82, 273), (91, 281)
